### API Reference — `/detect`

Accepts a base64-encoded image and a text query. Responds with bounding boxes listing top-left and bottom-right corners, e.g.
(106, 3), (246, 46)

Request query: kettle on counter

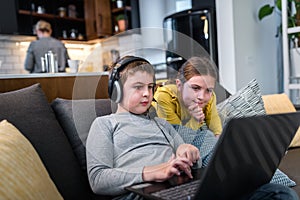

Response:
(41, 50), (58, 73)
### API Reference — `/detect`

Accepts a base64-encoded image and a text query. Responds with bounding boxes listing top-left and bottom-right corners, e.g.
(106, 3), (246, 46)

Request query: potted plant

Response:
(258, 0), (300, 76)
(258, 0), (300, 40)
(116, 14), (127, 32)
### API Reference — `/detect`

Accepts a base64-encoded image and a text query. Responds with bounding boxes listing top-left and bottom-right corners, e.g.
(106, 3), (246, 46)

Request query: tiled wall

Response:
(0, 36), (95, 74)
(0, 40), (28, 74)
(0, 34), (146, 74)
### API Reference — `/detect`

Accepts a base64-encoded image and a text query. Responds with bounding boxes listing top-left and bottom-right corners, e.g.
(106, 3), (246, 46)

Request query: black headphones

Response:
(108, 56), (152, 103)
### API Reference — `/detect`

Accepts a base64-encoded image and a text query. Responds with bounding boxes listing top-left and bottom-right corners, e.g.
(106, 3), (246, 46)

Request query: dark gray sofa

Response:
(0, 84), (113, 200)
(0, 83), (299, 199)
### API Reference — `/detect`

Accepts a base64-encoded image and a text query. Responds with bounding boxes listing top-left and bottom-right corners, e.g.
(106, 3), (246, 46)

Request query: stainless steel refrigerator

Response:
(163, 8), (218, 79)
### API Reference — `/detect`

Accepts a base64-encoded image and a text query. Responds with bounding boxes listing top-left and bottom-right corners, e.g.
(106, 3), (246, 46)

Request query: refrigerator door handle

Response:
(166, 56), (183, 64)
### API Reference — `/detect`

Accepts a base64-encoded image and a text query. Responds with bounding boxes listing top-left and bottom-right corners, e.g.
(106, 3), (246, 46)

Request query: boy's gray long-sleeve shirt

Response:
(86, 112), (201, 197)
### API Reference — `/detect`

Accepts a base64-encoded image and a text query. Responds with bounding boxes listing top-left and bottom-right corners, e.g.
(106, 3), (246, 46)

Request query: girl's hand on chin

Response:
(188, 104), (205, 123)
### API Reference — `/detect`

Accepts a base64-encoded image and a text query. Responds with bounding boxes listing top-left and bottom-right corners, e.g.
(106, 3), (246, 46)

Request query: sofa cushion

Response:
(262, 93), (300, 148)
(0, 84), (91, 199)
(217, 79), (266, 127)
(51, 98), (113, 171)
(0, 120), (63, 200)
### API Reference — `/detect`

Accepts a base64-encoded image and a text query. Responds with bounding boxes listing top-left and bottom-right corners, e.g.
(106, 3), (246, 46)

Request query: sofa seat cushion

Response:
(0, 120), (63, 200)
(0, 84), (91, 199)
(279, 147), (300, 195)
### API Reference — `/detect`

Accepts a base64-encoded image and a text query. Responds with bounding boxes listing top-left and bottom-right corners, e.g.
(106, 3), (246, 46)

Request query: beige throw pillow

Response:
(0, 120), (63, 200)
(262, 93), (300, 148)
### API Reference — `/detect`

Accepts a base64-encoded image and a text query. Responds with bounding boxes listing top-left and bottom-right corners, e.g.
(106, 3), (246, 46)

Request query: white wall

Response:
(216, 0), (280, 95)
(139, 0), (280, 95)
(138, 0), (192, 66)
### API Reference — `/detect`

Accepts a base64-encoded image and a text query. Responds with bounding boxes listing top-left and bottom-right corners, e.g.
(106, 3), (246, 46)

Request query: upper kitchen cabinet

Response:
(0, 0), (140, 41)
(85, 0), (140, 39)
(111, 0), (140, 34)
(85, 0), (112, 40)
(0, 1), (18, 34)
(0, 0), (86, 41)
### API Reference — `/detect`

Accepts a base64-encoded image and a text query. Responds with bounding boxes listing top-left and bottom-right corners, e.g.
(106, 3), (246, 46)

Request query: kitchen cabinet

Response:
(0, 0), (86, 41)
(0, 0), (140, 41)
(85, 0), (112, 40)
(19, 0), (86, 40)
(85, 0), (140, 39)
(111, 0), (140, 34)
(0, 73), (109, 102)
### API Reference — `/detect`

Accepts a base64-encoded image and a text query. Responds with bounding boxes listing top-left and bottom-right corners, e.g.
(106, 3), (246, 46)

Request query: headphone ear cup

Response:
(111, 80), (122, 103)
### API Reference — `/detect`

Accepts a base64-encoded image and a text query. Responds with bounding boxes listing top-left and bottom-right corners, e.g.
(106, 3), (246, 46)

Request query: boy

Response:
(86, 56), (200, 199)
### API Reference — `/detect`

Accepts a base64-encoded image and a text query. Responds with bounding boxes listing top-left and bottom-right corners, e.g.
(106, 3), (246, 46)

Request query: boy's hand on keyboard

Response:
(142, 154), (194, 182)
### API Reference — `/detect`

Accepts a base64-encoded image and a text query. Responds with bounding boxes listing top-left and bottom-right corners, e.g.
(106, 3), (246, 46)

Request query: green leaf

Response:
(258, 5), (275, 20)
(288, 16), (297, 27)
(276, 0), (282, 11)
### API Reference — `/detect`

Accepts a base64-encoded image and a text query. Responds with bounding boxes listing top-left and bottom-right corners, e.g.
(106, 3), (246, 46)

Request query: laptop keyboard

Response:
(151, 179), (201, 200)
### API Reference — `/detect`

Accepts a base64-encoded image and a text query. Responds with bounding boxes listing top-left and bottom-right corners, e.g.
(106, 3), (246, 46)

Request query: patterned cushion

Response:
(217, 79), (266, 127)
(172, 124), (217, 167)
(0, 120), (63, 200)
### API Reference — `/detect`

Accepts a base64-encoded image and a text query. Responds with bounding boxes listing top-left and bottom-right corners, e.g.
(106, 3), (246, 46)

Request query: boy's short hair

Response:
(108, 56), (155, 102)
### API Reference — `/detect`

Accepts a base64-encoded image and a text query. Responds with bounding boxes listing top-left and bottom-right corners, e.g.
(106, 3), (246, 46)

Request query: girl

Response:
(154, 56), (222, 136)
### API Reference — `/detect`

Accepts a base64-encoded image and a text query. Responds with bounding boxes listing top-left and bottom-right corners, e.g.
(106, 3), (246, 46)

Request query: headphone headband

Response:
(108, 56), (151, 103)
(114, 56), (150, 72)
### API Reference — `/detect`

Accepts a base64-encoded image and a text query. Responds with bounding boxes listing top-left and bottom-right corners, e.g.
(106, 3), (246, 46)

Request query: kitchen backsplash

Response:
(0, 34), (145, 74)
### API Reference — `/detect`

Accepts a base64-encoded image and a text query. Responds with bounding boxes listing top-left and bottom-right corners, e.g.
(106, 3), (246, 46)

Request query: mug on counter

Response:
(67, 59), (81, 73)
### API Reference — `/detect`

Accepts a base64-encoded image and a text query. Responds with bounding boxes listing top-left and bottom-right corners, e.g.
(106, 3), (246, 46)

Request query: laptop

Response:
(126, 111), (300, 200)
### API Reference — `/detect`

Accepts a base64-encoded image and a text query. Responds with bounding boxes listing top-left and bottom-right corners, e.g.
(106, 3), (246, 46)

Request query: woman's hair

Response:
(110, 56), (155, 85)
(177, 56), (218, 83)
(36, 20), (52, 33)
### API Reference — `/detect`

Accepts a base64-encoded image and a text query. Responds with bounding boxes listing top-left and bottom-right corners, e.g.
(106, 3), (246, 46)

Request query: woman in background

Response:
(24, 20), (69, 73)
